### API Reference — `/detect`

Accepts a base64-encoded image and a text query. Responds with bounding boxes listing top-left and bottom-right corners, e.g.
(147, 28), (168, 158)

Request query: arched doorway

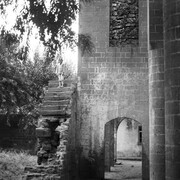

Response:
(104, 117), (142, 180)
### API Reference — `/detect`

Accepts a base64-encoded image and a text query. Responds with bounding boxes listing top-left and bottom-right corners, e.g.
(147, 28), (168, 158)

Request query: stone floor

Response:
(105, 160), (142, 180)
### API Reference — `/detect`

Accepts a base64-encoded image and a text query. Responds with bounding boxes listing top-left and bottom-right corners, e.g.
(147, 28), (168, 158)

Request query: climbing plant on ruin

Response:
(78, 34), (95, 56)
(109, 0), (139, 46)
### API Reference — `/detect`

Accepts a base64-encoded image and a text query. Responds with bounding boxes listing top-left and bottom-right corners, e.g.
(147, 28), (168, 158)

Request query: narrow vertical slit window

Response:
(138, 125), (142, 145)
(109, 0), (139, 47)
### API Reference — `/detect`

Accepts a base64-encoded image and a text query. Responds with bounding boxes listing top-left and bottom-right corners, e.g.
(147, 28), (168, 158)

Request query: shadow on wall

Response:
(79, 149), (104, 179)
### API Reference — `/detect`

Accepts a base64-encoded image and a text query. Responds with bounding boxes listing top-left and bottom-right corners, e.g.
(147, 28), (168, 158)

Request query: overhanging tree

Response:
(0, 0), (93, 59)
(0, 30), (56, 123)
(0, 0), (94, 122)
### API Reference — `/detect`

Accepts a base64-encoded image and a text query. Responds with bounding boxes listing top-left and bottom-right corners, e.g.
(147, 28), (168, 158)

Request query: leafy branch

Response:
(78, 34), (95, 56)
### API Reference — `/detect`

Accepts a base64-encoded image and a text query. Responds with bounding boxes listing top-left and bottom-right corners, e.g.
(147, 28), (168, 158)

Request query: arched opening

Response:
(104, 117), (142, 180)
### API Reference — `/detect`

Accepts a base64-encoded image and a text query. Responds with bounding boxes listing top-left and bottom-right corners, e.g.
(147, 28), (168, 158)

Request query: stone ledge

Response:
(22, 173), (61, 180)
(48, 87), (74, 92)
(41, 105), (68, 111)
(24, 165), (62, 174)
(45, 91), (73, 96)
(43, 100), (70, 106)
(22, 173), (45, 180)
(40, 110), (71, 117)
(36, 128), (51, 137)
(44, 96), (71, 101)
(38, 117), (65, 124)
(48, 79), (76, 88)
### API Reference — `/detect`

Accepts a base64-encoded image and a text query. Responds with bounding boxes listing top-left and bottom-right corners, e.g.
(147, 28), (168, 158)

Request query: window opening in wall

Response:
(109, 0), (139, 47)
(138, 125), (142, 145)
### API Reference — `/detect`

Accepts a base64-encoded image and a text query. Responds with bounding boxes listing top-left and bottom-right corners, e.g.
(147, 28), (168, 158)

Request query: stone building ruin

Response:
(24, 0), (180, 180)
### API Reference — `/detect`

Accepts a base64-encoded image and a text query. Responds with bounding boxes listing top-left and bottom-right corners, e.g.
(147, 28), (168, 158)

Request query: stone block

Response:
(42, 143), (52, 151)
(22, 173), (45, 180)
(25, 165), (62, 174)
(37, 149), (48, 158)
(51, 139), (59, 147)
(36, 127), (51, 138)
(38, 119), (49, 128)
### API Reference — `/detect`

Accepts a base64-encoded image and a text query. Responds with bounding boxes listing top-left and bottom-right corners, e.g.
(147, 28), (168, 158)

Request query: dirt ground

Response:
(105, 160), (142, 180)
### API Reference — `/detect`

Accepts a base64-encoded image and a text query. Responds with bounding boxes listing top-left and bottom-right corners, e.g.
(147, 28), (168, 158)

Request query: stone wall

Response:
(78, 0), (149, 179)
(23, 79), (79, 180)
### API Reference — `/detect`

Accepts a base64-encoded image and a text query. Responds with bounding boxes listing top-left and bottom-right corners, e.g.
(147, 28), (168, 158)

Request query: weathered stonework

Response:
(21, 0), (180, 179)
(77, 0), (180, 179)
(22, 79), (78, 180)
(78, 0), (149, 179)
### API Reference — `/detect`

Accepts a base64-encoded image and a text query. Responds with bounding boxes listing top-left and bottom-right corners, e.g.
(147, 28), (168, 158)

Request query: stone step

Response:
(45, 91), (73, 97)
(48, 79), (75, 88)
(43, 100), (70, 106)
(24, 165), (62, 174)
(44, 96), (71, 101)
(40, 105), (68, 111)
(48, 87), (74, 92)
(22, 173), (45, 180)
(44, 95), (71, 101)
(22, 173), (61, 180)
(40, 109), (71, 117)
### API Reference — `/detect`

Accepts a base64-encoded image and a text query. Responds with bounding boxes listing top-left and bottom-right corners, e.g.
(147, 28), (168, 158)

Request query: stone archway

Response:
(104, 117), (142, 179)
(104, 117), (125, 171)
(117, 118), (142, 159)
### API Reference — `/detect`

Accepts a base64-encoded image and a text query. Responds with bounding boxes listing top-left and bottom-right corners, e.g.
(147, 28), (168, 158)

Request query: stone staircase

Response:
(22, 79), (76, 180)
(40, 81), (74, 117)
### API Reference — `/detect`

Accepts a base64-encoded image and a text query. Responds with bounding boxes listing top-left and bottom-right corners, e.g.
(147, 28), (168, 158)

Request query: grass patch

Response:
(0, 149), (36, 180)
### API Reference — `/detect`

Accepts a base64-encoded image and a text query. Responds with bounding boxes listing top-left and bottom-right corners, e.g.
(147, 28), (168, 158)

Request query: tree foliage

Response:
(0, 0), (93, 57)
(0, 31), (56, 117)
(0, 0), (94, 120)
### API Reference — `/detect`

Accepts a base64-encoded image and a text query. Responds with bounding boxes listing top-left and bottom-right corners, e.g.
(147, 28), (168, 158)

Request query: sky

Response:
(0, 0), (79, 72)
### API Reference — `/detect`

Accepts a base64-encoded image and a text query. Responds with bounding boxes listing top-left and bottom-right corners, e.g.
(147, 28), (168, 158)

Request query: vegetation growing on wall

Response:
(78, 34), (95, 56)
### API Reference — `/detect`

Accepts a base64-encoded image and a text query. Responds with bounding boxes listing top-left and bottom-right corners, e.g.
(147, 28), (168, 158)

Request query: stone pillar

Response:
(104, 120), (115, 171)
(149, 49), (165, 180)
(164, 0), (180, 179)
(104, 122), (111, 171)
(149, 0), (165, 179)
(114, 120), (117, 162)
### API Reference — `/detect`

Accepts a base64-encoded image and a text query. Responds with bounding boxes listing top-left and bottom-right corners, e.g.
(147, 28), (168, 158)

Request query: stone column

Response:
(104, 120), (115, 171)
(164, 0), (180, 179)
(149, 0), (165, 179)
(104, 122), (111, 171)
(149, 49), (165, 180)
(114, 120), (117, 162)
